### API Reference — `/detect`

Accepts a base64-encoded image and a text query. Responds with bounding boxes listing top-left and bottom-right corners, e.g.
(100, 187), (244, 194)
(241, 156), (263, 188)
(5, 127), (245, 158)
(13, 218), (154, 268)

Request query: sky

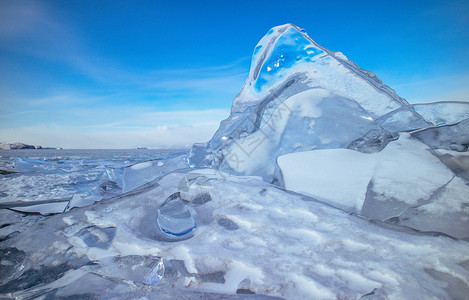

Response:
(0, 0), (468, 149)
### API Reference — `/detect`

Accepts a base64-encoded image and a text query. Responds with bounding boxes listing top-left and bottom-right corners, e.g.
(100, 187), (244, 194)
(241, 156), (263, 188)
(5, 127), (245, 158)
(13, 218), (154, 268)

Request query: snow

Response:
(278, 148), (375, 211)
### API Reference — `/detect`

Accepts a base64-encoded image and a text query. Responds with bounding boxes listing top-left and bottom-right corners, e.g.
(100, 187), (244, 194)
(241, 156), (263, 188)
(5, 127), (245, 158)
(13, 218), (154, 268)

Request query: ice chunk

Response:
(220, 88), (381, 181)
(76, 226), (116, 249)
(122, 155), (188, 193)
(65, 194), (101, 211)
(178, 173), (213, 203)
(411, 118), (469, 152)
(397, 176), (469, 239)
(277, 147), (376, 212)
(375, 106), (430, 132)
(412, 101), (469, 126)
(278, 134), (465, 238)
(0, 253), (91, 294)
(187, 143), (213, 168)
(6, 200), (69, 215)
(142, 257), (165, 285)
(94, 255), (165, 286)
(241, 24), (410, 118)
(98, 167), (124, 196)
(253, 26), (325, 92)
(0, 247), (27, 287)
(157, 192), (196, 237)
(347, 129), (398, 153)
(434, 149), (469, 181)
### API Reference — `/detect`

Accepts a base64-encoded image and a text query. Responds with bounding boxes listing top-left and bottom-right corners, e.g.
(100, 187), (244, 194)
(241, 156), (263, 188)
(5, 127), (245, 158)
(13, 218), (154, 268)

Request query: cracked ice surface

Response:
(1, 171), (469, 299)
(0, 150), (188, 214)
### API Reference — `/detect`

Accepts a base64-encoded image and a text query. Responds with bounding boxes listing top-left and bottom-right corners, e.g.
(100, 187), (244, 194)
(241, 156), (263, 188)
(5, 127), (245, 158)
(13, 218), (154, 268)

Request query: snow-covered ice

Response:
(1, 23), (469, 299)
(1, 171), (468, 299)
(278, 133), (469, 239)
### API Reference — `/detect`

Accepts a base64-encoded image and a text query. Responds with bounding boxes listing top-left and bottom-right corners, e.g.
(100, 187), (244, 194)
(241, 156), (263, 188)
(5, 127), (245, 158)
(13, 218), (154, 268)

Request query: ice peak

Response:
(189, 24), (430, 179)
(235, 24), (410, 117)
(248, 24), (320, 90)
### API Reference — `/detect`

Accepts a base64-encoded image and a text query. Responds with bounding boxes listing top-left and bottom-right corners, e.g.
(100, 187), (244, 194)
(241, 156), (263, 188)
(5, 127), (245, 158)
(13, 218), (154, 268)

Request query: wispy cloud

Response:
(0, 1), (81, 60)
(0, 1), (249, 97)
(0, 1), (51, 38)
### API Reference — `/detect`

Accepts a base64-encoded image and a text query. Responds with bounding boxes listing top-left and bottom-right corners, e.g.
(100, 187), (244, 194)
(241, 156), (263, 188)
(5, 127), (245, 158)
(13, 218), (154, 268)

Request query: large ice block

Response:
(278, 134), (468, 239)
(219, 88), (381, 181)
(188, 24), (427, 179)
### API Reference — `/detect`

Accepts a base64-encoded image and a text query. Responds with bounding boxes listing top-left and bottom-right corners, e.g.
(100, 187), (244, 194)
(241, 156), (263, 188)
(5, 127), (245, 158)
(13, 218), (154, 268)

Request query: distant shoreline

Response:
(0, 142), (61, 150)
(0, 148), (190, 151)
(0, 142), (189, 151)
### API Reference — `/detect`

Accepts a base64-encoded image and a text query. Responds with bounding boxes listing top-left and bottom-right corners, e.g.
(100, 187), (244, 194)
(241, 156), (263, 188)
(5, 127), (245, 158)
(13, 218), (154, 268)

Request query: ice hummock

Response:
(1, 23), (469, 299)
(187, 23), (430, 180)
(185, 23), (469, 239)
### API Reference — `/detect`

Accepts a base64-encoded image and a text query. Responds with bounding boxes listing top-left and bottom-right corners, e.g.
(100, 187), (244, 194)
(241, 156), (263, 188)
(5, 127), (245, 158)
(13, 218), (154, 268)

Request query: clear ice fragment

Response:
(65, 194), (101, 211)
(142, 257), (165, 285)
(93, 255), (165, 286)
(122, 155), (188, 193)
(375, 107), (430, 132)
(411, 119), (469, 152)
(98, 167), (123, 195)
(76, 226), (116, 250)
(347, 129), (398, 153)
(178, 174), (213, 203)
(157, 193), (196, 237)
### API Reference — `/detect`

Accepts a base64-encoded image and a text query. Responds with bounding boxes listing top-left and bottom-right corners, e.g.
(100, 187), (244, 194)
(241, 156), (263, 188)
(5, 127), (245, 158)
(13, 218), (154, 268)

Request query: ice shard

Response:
(411, 118), (469, 152)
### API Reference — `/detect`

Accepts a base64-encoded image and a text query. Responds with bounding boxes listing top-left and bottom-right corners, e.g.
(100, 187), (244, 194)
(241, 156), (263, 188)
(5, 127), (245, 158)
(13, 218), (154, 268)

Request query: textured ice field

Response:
(0, 149), (186, 208)
(1, 170), (468, 299)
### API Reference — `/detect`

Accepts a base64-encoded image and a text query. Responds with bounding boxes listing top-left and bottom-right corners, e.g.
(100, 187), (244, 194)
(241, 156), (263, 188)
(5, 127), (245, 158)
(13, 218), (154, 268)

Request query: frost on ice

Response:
(1, 23), (469, 299)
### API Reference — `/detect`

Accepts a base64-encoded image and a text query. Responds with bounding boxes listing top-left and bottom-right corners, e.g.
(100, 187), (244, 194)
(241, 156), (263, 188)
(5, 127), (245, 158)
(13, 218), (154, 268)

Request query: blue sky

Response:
(1, 0), (468, 148)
